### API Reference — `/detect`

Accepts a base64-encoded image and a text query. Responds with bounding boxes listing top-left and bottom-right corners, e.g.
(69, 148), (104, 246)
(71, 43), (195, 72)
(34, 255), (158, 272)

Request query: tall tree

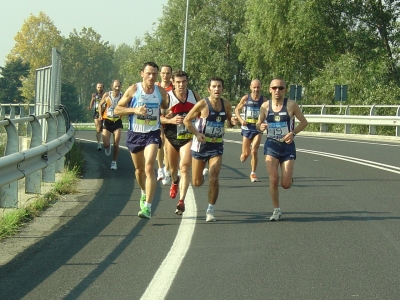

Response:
(7, 12), (63, 102)
(0, 58), (30, 103)
(62, 27), (114, 108)
(61, 81), (86, 122)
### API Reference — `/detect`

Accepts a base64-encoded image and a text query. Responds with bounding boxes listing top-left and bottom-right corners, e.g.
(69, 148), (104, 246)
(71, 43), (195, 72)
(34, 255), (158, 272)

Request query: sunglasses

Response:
(270, 86), (285, 91)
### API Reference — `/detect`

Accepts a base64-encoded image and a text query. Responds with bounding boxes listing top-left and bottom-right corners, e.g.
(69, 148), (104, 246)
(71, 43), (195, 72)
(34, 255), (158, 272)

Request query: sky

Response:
(1, 0), (168, 66)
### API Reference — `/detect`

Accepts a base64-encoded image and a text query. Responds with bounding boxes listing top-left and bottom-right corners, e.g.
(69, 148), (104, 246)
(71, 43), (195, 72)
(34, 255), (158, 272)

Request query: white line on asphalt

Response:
(298, 149), (400, 174)
(141, 186), (197, 300)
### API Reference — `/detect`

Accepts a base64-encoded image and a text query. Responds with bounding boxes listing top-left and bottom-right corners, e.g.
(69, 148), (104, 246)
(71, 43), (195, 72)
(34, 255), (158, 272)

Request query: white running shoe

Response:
(97, 143), (102, 151)
(105, 147), (111, 156)
(157, 168), (165, 181)
(206, 210), (216, 222)
(111, 161), (117, 170)
(162, 170), (171, 185)
(269, 209), (282, 221)
(203, 168), (209, 180)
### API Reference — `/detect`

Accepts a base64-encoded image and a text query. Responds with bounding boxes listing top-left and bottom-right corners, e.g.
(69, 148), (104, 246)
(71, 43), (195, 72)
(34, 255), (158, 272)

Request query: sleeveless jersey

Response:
(242, 94), (264, 131)
(191, 98), (227, 152)
(157, 81), (173, 92)
(165, 89), (197, 140)
(93, 93), (102, 112)
(102, 91), (122, 121)
(265, 98), (294, 141)
(128, 83), (162, 133)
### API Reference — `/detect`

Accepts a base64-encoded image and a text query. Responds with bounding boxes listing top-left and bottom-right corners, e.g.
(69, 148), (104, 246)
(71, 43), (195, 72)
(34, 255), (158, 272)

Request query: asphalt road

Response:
(0, 130), (399, 299)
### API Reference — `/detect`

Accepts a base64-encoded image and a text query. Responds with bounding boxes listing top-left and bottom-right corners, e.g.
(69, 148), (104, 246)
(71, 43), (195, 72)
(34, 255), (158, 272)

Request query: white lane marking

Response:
(78, 138), (198, 299)
(225, 138), (400, 174)
(141, 186), (197, 300)
(300, 136), (400, 147)
(298, 149), (400, 175)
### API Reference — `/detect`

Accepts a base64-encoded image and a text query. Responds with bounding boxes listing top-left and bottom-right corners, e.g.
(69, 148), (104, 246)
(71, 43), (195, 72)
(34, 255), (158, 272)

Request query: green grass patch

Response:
(0, 143), (83, 241)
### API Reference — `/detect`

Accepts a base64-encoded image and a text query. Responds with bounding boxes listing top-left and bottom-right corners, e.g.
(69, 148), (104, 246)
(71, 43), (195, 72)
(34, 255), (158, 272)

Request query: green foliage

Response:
(62, 27), (115, 108)
(0, 58), (30, 104)
(7, 12), (63, 102)
(61, 82), (87, 122)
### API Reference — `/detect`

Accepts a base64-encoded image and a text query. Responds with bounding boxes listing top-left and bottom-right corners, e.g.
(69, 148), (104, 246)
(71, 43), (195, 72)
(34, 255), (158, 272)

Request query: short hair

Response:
(97, 83), (104, 88)
(172, 70), (188, 80)
(112, 79), (121, 86)
(160, 65), (173, 73)
(142, 61), (159, 71)
(208, 76), (224, 88)
(270, 78), (287, 88)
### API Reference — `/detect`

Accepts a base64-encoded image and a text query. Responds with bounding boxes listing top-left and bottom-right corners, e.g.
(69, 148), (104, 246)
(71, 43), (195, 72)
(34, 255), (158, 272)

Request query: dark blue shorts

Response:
(241, 128), (261, 140)
(93, 111), (100, 119)
(126, 130), (162, 153)
(191, 143), (224, 162)
(103, 119), (123, 133)
(264, 138), (296, 163)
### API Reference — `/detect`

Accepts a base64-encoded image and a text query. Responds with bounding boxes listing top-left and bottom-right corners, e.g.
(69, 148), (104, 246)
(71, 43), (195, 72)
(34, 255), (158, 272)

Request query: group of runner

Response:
(88, 62), (308, 222)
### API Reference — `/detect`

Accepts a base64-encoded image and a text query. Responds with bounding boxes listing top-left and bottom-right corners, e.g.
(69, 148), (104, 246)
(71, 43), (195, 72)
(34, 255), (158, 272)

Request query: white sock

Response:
(144, 202), (152, 208)
(141, 189), (145, 196)
(251, 172), (256, 175)
(207, 204), (214, 211)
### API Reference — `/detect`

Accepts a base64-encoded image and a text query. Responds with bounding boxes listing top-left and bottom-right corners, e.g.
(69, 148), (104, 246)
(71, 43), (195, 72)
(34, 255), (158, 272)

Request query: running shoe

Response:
(170, 177), (179, 199)
(138, 206), (151, 219)
(140, 194), (146, 210)
(269, 209), (282, 221)
(240, 154), (246, 162)
(97, 143), (102, 151)
(157, 168), (164, 181)
(250, 173), (258, 182)
(162, 170), (171, 185)
(175, 200), (185, 215)
(105, 147), (111, 156)
(206, 210), (216, 222)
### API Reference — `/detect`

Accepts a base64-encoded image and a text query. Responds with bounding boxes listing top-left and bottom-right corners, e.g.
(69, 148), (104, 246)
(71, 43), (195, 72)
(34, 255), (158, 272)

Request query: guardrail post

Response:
(42, 113), (56, 183)
(369, 105), (376, 135)
(0, 119), (19, 207)
(25, 116), (43, 194)
(9, 106), (15, 119)
(56, 111), (66, 172)
(396, 106), (400, 137)
(344, 105), (351, 134)
(320, 105), (328, 132)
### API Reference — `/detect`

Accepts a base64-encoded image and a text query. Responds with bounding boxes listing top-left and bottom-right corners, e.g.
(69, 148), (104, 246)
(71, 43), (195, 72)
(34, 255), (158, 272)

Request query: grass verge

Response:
(0, 142), (85, 241)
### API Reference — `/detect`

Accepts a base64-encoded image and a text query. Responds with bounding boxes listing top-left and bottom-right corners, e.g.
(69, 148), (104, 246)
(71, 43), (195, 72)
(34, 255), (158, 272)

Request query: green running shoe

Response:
(140, 194), (146, 210)
(138, 206), (151, 219)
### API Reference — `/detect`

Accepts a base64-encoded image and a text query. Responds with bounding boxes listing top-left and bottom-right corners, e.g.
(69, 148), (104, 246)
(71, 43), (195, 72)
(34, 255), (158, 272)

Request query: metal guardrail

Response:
(233, 104), (400, 137)
(0, 105), (75, 208)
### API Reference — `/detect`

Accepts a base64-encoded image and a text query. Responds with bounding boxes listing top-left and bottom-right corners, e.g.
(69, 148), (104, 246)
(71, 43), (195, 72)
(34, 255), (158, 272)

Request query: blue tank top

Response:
(242, 94), (264, 132)
(191, 98), (227, 151)
(266, 98), (294, 141)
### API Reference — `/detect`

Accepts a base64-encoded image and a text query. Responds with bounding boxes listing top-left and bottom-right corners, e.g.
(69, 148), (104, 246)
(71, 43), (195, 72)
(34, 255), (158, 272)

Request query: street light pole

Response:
(182, 0), (189, 71)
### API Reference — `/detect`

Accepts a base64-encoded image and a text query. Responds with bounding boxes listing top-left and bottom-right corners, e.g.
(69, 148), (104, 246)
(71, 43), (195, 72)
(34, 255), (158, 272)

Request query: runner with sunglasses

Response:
(256, 78), (308, 221)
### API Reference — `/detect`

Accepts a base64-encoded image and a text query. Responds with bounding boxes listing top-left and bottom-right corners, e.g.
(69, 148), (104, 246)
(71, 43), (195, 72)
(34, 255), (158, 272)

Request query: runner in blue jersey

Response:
(183, 77), (237, 222)
(234, 79), (267, 182)
(114, 62), (169, 219)
(256, 78), (308, 221)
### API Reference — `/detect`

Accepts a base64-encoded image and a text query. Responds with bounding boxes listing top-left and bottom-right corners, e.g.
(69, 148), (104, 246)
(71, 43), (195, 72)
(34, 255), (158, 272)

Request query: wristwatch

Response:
(292, 132), (296, 137)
